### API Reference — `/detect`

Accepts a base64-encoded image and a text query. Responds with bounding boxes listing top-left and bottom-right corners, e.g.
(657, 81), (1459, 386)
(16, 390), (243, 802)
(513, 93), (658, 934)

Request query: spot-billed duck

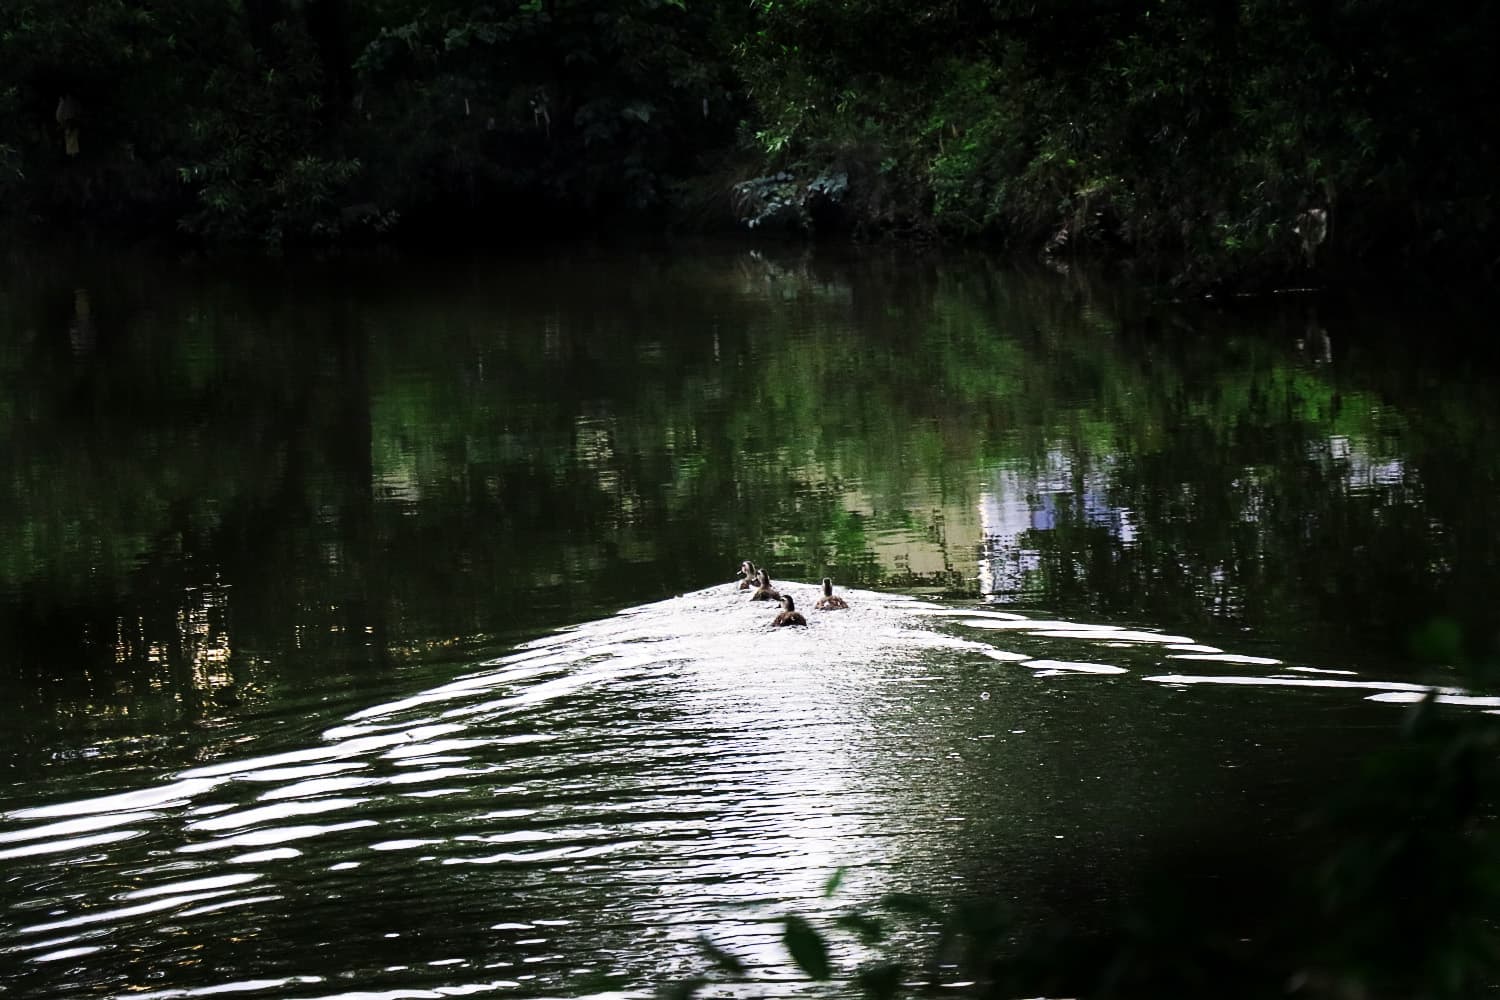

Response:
(750, 568), (781, 602)
(814, 577), (849, 610)
(772, 593), (807, 627)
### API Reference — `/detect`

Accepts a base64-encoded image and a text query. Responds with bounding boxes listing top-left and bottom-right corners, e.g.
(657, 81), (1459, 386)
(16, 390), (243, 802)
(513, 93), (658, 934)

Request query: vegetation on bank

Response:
(3, 2), (1497, 283)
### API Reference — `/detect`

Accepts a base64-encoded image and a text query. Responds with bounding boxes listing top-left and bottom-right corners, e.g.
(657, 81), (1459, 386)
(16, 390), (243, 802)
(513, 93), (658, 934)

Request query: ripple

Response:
(0, 827), (144, 860)
(258, 776), (382, 800)
(34, 945), (104, 962)
(121, 873), (262, 900)
(1144, 674), (1462, 696)
(188, 798), (367, 832)
(177, 820), (381, 853)
(230, 848), (303, 863)
(18, 891), (231, 935)
(122, 977), (326, 1000)
(1023, 660), (1130, 677)
(7, 778), (221, 821)
(0, 809), (159, 845)
(1167, 653), (1283, 665)
(1366, 691), (1500, 707)
(1, 581), (1490, 1000)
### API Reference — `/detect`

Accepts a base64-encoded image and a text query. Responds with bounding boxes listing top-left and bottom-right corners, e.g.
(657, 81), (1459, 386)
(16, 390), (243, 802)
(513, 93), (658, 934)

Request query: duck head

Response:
(758, 568), (772, 587)
(781, 594), (797, 612)
(822, 577), (834, 596)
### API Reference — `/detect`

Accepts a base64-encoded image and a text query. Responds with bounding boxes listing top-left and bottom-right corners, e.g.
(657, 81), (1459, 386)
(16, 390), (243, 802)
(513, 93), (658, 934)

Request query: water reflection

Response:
(0, 581), (1484, 997)
(3, 248), (1497, 745)
(1, 245), (1498, 994)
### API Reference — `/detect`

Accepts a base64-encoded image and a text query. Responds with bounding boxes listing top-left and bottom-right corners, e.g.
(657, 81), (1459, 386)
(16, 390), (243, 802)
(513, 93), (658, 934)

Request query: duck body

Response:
(772, 593), (807, 627)
(814, 577), (849, 610)
(750, 568), (781, 602)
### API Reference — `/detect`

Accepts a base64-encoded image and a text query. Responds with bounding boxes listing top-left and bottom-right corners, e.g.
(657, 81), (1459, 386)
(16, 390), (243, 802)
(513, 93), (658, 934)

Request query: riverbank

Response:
(4, 3), (1496, 292)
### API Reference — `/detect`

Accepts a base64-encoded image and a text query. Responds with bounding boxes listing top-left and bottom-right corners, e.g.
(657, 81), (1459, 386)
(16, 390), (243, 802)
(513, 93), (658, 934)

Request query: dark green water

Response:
(1, 244), (1497, 997)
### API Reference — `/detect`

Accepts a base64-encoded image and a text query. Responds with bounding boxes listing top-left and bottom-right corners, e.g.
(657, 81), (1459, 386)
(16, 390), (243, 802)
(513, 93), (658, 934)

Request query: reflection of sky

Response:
(978, 450), (1136, 598)
(979, 435), (1410, 598)
(1322, 435), (1407, 491)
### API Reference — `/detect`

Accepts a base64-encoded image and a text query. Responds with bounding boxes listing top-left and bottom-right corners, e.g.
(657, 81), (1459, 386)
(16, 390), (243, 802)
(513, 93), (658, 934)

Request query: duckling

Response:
(750, 568), (781, 602)
(814, 577), (849, 610)
(737, 560), (758, 590)
(772, 593), (807, 627)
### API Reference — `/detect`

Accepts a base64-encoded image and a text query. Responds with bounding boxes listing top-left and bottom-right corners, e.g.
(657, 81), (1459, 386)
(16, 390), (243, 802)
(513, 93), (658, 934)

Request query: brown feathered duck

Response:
(750, 568), (781, 602)
(772, 593), (807, 627)
(737, 560), (758, 590)
(814, 577), (849, 610)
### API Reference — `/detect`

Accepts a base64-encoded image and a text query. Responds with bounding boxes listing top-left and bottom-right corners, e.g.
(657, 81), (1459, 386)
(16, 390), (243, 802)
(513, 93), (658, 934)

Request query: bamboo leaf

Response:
(834, 911), (886, 945)
(855, 961), (906, 1000)
(782, 915), (832, 980)
(879, 892), (942, 920)
(696, 935), (746, 975)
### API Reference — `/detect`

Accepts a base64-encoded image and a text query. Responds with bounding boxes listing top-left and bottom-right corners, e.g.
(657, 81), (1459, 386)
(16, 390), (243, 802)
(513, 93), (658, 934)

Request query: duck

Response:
(737, 560), (758, 590)
(814, 577), (849, 610)
(750, 568), (781, 602)
(772, 593), (807, 627)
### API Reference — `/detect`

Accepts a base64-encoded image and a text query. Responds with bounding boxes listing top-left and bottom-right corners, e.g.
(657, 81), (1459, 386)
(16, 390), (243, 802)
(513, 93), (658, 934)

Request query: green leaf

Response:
(782, 915), (832, 980)
(658, 975), (707, 1000)
(879, 892), (942, 920)
(834, 911), (886, 945)
(696, 935), (746, 975)
(822, 866), (847, 897)
(1409, 616), (1464, 665)
(855, 961), (906, 1000)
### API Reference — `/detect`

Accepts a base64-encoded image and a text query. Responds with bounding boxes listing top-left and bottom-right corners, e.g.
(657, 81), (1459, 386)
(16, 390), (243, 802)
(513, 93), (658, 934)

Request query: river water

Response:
(1, 245), (1497, 997)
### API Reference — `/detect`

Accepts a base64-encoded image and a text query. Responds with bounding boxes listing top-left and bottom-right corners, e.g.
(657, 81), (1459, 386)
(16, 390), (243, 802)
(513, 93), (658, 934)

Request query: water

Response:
(1, 244), (1497, 997)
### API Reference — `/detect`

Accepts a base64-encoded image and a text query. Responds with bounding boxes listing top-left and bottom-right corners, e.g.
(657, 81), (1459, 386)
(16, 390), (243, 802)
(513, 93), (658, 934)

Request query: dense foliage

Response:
(3, 1), (1496, 283)
(1, 0), (743, 242)
(736, 0), (1498, 286)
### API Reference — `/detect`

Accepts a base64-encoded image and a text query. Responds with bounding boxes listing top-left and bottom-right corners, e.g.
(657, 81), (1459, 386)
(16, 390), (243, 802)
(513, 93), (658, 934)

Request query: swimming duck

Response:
(737, 560), (758, 590)
(750, 568), (781, 602)
(772, 593), (807, 627)
(814, 577), (849, 610)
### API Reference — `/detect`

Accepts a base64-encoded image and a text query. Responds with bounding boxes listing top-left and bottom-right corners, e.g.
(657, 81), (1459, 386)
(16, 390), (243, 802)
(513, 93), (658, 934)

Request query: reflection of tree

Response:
(0, 254), (391, 765)
(975, 307), (1500, 668)
(2, 248), (1497, 752)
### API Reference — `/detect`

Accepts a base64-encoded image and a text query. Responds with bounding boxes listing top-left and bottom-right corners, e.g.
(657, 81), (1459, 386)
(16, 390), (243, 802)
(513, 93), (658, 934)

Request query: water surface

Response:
(1, 245), (1497, 997)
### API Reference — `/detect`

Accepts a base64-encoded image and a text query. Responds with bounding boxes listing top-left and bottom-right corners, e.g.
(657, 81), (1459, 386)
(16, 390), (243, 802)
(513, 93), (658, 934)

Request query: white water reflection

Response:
(1144, 674), (1464, 696)
(0, 580), (1487, 998)
(1167, 653), (1283, 665)
(1023, 660), (1129, 677)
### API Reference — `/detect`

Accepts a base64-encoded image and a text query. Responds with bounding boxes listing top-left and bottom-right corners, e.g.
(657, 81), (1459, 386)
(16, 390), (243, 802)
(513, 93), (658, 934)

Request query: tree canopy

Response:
(2, 0), (1495, 286)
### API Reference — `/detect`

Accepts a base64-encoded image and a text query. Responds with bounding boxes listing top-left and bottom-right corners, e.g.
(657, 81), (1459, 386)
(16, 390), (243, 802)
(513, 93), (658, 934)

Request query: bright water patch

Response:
(0, 581), (1470, 998)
